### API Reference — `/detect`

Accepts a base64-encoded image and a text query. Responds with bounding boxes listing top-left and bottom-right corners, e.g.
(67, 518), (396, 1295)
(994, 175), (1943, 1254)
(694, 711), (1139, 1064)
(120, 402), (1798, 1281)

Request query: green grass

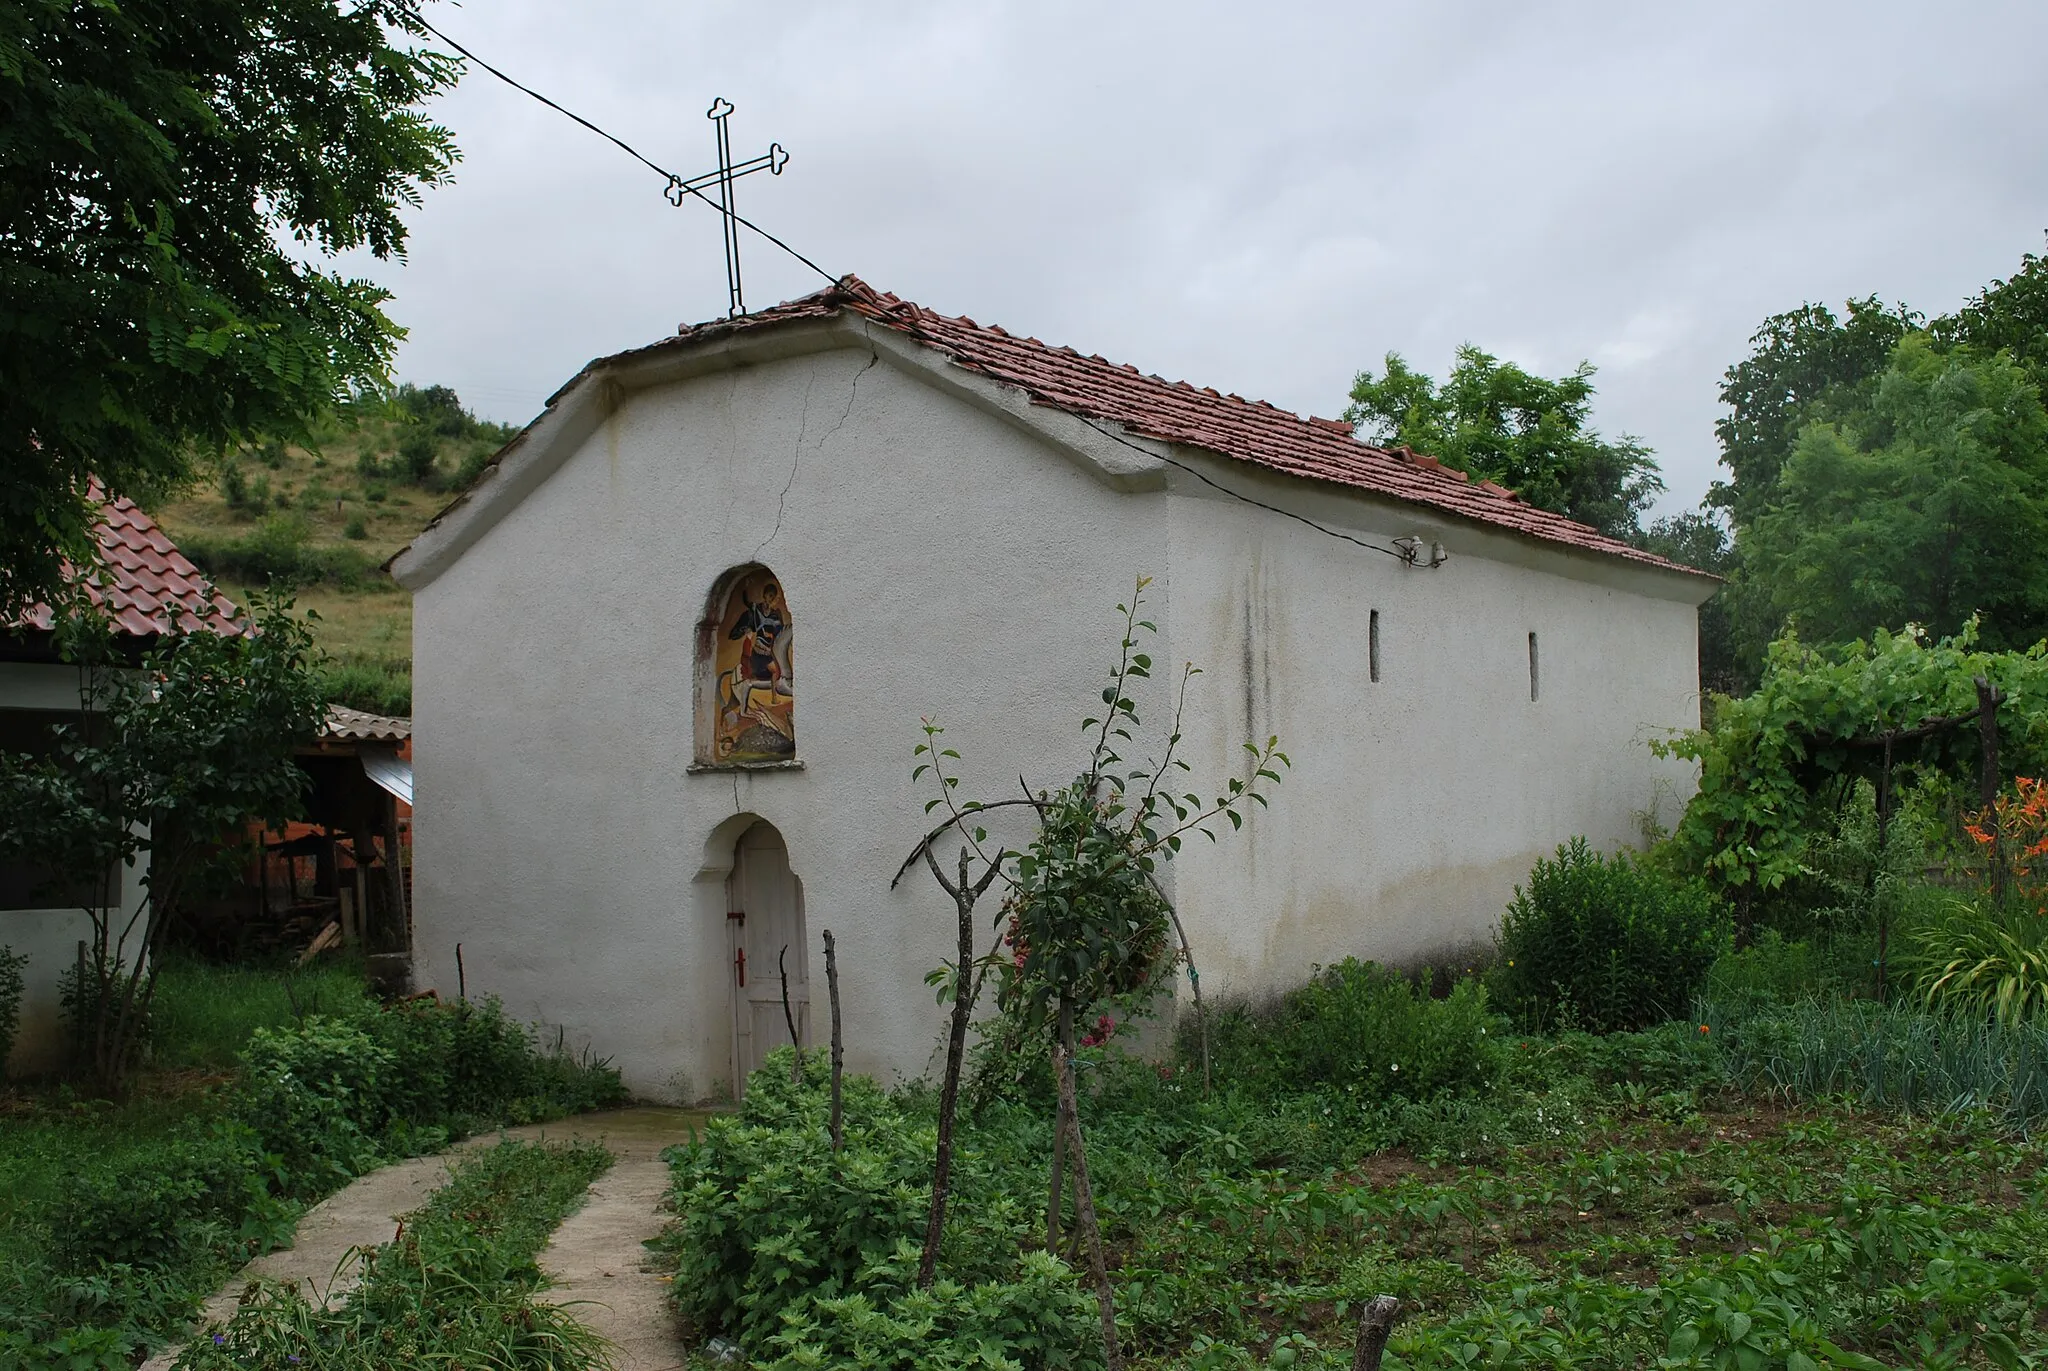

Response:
(178, 1138), (614, 1370)
(148, 388), (509, 712)
(148, 954), (378, 1072)
(1, 957), (368, 1250)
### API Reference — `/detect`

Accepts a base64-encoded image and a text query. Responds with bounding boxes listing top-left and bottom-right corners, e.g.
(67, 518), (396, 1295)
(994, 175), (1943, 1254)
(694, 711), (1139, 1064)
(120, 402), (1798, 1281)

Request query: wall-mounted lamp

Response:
(1393, 536), (1449, 568)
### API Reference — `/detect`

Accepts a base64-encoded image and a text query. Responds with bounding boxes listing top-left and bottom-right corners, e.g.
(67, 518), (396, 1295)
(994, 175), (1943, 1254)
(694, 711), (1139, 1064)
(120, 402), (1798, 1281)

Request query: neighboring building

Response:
(390, 276), (1717, 1102)
(1, 496), (240, 1075)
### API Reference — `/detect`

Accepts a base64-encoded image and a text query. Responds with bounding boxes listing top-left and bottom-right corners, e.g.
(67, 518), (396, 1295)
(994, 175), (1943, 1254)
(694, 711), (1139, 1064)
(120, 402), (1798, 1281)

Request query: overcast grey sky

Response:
(364, 1), (2048, 516)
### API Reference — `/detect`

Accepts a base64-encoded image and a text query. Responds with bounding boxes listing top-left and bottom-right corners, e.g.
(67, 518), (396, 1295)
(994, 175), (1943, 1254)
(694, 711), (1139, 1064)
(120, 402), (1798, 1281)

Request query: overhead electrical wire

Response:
(1072, 415), (1416, 562)
(412, 16), (838, 286)
(409, 17), (1432, 567)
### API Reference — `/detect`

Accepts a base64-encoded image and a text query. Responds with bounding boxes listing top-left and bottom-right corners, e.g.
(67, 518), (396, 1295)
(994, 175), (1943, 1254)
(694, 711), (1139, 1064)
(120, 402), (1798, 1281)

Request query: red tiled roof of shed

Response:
(668, 277), (1700, 576)
(12, 493), (243, 638)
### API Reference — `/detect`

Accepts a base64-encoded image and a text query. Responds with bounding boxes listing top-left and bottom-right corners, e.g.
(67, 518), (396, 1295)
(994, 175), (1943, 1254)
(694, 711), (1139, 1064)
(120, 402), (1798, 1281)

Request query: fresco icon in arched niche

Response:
(713, 569), (794, 761)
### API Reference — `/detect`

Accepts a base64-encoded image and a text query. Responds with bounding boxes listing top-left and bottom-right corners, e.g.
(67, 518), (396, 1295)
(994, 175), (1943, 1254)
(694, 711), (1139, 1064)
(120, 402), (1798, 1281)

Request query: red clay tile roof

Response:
(668, 276), (1702, 576)
(11, 494), (243, 639)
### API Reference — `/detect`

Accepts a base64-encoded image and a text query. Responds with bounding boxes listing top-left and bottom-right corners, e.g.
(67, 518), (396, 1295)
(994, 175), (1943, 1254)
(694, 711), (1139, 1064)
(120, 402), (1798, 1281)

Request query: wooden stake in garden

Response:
(823, 928), (845, 1152)
(778, 945), (804, 1084)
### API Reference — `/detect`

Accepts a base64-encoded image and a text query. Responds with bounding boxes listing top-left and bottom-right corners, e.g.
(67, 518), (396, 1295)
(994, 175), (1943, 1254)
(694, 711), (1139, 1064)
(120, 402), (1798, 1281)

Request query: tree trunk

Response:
(1351, 1295), (1404, 1371)
(1977, 676), (2005, 904)
(383, 795), (405, 953)
(823, 929), (844, 1152)
(1047, 1089), (1068, 1254)
(918, 847), (980, 1289)
(1056, 997), (1123, 1371)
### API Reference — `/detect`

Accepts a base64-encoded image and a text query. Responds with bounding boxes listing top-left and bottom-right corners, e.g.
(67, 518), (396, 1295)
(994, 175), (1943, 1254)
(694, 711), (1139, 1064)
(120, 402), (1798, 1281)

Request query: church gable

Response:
(391, 277), (1715, 598)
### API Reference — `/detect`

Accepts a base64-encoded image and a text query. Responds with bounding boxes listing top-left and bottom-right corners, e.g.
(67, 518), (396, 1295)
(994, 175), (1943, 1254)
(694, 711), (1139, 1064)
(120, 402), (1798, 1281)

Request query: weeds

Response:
(662, 1026), (2048, 1369)
(0, 978), (623, 1367)
(177, 1138), (613, 1370)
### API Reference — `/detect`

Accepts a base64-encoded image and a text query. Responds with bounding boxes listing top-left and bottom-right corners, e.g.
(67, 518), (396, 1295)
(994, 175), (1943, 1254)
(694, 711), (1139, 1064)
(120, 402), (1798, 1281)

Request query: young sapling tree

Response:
(899, 575), (1289, 1368)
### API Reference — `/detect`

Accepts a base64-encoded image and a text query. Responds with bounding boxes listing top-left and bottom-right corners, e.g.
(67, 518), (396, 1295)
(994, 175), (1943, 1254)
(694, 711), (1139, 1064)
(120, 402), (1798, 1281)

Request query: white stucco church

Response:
(390, 277), (1716, 1102)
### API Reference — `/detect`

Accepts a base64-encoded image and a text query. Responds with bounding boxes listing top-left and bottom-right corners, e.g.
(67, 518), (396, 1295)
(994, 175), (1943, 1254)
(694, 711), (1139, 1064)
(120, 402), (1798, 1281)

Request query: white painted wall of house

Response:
(403, 339), (1707, 1101)
(0, 662), (150, 1077)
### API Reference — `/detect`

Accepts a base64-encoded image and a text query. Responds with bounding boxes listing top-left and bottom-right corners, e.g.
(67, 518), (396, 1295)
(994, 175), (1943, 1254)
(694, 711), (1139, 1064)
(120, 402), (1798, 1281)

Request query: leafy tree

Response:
(902, 577), (1286, 1369)
(1345, 346), (1663, 538)
(1740, 337), (2048, 653)
(1634, 510), (1743, 694)
(0, 595), (326, 1085)
(1711, 297), (1919, 525)
(1934, 247), (2048, 385)
(0, 0), (462, 620)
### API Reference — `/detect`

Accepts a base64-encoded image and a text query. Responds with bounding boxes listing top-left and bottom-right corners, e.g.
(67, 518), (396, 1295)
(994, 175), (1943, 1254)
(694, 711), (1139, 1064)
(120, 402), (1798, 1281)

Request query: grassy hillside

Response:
(151, 385), (516, 716)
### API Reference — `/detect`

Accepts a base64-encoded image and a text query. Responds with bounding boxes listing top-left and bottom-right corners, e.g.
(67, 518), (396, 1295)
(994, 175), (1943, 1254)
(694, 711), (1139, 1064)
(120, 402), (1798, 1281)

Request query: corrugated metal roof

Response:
(360, 747), (413, 805)
(324, 705), (412, 743)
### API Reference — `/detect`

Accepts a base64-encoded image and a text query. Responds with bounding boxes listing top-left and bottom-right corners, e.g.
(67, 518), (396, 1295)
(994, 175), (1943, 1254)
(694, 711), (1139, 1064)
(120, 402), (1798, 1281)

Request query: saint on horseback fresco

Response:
(710, 566), (794, 761)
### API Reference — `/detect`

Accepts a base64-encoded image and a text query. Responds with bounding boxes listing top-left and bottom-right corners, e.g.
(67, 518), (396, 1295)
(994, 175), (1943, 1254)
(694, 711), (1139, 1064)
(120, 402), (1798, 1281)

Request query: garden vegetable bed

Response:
(659, 1008), (2048, 1370)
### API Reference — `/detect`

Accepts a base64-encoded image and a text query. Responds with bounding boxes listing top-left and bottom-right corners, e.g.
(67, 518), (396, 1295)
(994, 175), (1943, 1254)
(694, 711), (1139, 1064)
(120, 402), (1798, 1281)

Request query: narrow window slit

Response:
(1369, 610), (1381, 683)
(1528, 631), (1540, 701)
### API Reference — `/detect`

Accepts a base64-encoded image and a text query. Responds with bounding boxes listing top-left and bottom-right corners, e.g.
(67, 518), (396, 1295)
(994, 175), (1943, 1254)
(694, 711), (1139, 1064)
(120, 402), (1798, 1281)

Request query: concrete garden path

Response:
(141, 1106), (707, 1371)
(518, 1107), (707, 1371)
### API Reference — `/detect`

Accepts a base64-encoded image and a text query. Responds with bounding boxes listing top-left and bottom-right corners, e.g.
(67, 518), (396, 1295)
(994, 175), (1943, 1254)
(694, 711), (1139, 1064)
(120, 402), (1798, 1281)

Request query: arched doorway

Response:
(725, 820), (806, 1095)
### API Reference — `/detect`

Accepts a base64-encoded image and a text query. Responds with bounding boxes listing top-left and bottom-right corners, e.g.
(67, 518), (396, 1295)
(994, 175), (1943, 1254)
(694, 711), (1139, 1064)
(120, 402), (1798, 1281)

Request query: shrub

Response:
(178, 514), (381, 589)
(452, 445), (493, 491)
(236, 998), (626, 1187)
(239, 1016), (400, 1185)
(342, 514), (367, 540)
(50, 1120), (292, 1273)
(317, 654), (411, 716)
(1492, 838), (1731, 1033)
(1201, 959), (1502, 1102)
(660, 1050), (1096, 1366)
(0, 945), (23, 1075)
(397, 429), (439, 486)
(1702, 928), (1875, 1009)
(219, 461), (266, 515)
(759, 1249), (1103, 1371)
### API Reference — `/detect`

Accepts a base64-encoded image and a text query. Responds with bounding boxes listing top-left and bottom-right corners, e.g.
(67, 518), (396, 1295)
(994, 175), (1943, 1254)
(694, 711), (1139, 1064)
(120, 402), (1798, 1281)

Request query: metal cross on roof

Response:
(667, 98), (788, 318)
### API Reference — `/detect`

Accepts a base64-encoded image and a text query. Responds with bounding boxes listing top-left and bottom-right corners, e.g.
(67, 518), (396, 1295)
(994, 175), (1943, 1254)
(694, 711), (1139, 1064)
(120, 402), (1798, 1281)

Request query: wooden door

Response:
(726, 822), (807, 1096)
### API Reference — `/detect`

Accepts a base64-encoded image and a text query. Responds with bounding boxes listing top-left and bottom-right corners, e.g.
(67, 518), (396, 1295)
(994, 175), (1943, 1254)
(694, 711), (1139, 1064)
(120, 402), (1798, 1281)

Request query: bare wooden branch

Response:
(1351, 1295), (1404, 1371)
(1839, 705), (1985, 748)
(890, 798), (1042, 888)
(778, 944), (804, 1084)
(921, 842), (962, 901)
(823, 929), (844, 1152)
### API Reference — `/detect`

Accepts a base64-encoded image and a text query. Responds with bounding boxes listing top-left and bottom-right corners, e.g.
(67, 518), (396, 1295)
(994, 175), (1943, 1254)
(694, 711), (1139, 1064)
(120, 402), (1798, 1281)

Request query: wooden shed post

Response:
(383, 795), (406, 953)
